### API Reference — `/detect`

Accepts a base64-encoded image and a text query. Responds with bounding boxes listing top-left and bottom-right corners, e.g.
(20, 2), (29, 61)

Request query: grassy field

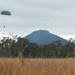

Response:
(0, 58), (75, 75)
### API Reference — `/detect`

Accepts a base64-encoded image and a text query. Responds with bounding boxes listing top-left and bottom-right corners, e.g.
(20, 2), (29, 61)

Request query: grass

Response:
(0, 58), (75, 75)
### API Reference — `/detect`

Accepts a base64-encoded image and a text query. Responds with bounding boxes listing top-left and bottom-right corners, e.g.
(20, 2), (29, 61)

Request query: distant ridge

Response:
(25, 30), (68, 45)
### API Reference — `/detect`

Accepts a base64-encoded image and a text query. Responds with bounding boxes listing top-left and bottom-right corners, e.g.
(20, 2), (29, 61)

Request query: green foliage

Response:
(0, 36), (75, 58)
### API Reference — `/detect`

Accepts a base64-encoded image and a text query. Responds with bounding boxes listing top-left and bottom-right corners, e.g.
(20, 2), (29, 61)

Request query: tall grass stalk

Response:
(0, 58), (75, 75)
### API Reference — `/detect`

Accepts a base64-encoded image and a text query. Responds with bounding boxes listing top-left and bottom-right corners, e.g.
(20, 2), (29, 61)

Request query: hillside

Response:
(25, 30), (68, 45)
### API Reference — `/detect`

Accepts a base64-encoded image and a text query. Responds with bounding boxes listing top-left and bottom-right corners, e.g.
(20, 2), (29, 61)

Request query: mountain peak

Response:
(25, 30), (68, 45)
(31, 29), (50, 34)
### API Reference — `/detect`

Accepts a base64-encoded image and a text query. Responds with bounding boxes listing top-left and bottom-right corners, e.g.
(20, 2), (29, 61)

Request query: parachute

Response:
(1, 10), (11, 16)
(1, 10), (11, 35)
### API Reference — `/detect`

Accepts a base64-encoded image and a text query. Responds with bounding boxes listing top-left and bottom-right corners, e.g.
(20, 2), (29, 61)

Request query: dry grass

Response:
(0, 58), (75, 75)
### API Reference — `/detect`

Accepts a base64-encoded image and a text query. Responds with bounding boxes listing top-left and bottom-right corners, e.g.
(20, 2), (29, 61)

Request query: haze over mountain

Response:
(25, 30), (68, 45)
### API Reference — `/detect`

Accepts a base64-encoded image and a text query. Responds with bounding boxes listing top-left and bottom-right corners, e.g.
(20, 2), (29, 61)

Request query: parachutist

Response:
(3, 26), (5, 28)
(3, 33), (5, 35)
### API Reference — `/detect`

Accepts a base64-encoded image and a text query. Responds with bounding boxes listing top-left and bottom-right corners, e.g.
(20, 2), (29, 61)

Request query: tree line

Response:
(0, 36), (75, 58)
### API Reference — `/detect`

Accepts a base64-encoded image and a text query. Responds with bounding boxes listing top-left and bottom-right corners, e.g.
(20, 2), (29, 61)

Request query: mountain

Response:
(25, 30), (68, 45)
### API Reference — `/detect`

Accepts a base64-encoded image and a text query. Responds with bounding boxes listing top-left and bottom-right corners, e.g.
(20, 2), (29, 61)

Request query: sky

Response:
(0, 0), (75, 40)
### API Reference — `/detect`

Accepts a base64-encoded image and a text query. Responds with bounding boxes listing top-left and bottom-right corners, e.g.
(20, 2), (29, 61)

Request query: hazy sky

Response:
(0, 0), (75, 40)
